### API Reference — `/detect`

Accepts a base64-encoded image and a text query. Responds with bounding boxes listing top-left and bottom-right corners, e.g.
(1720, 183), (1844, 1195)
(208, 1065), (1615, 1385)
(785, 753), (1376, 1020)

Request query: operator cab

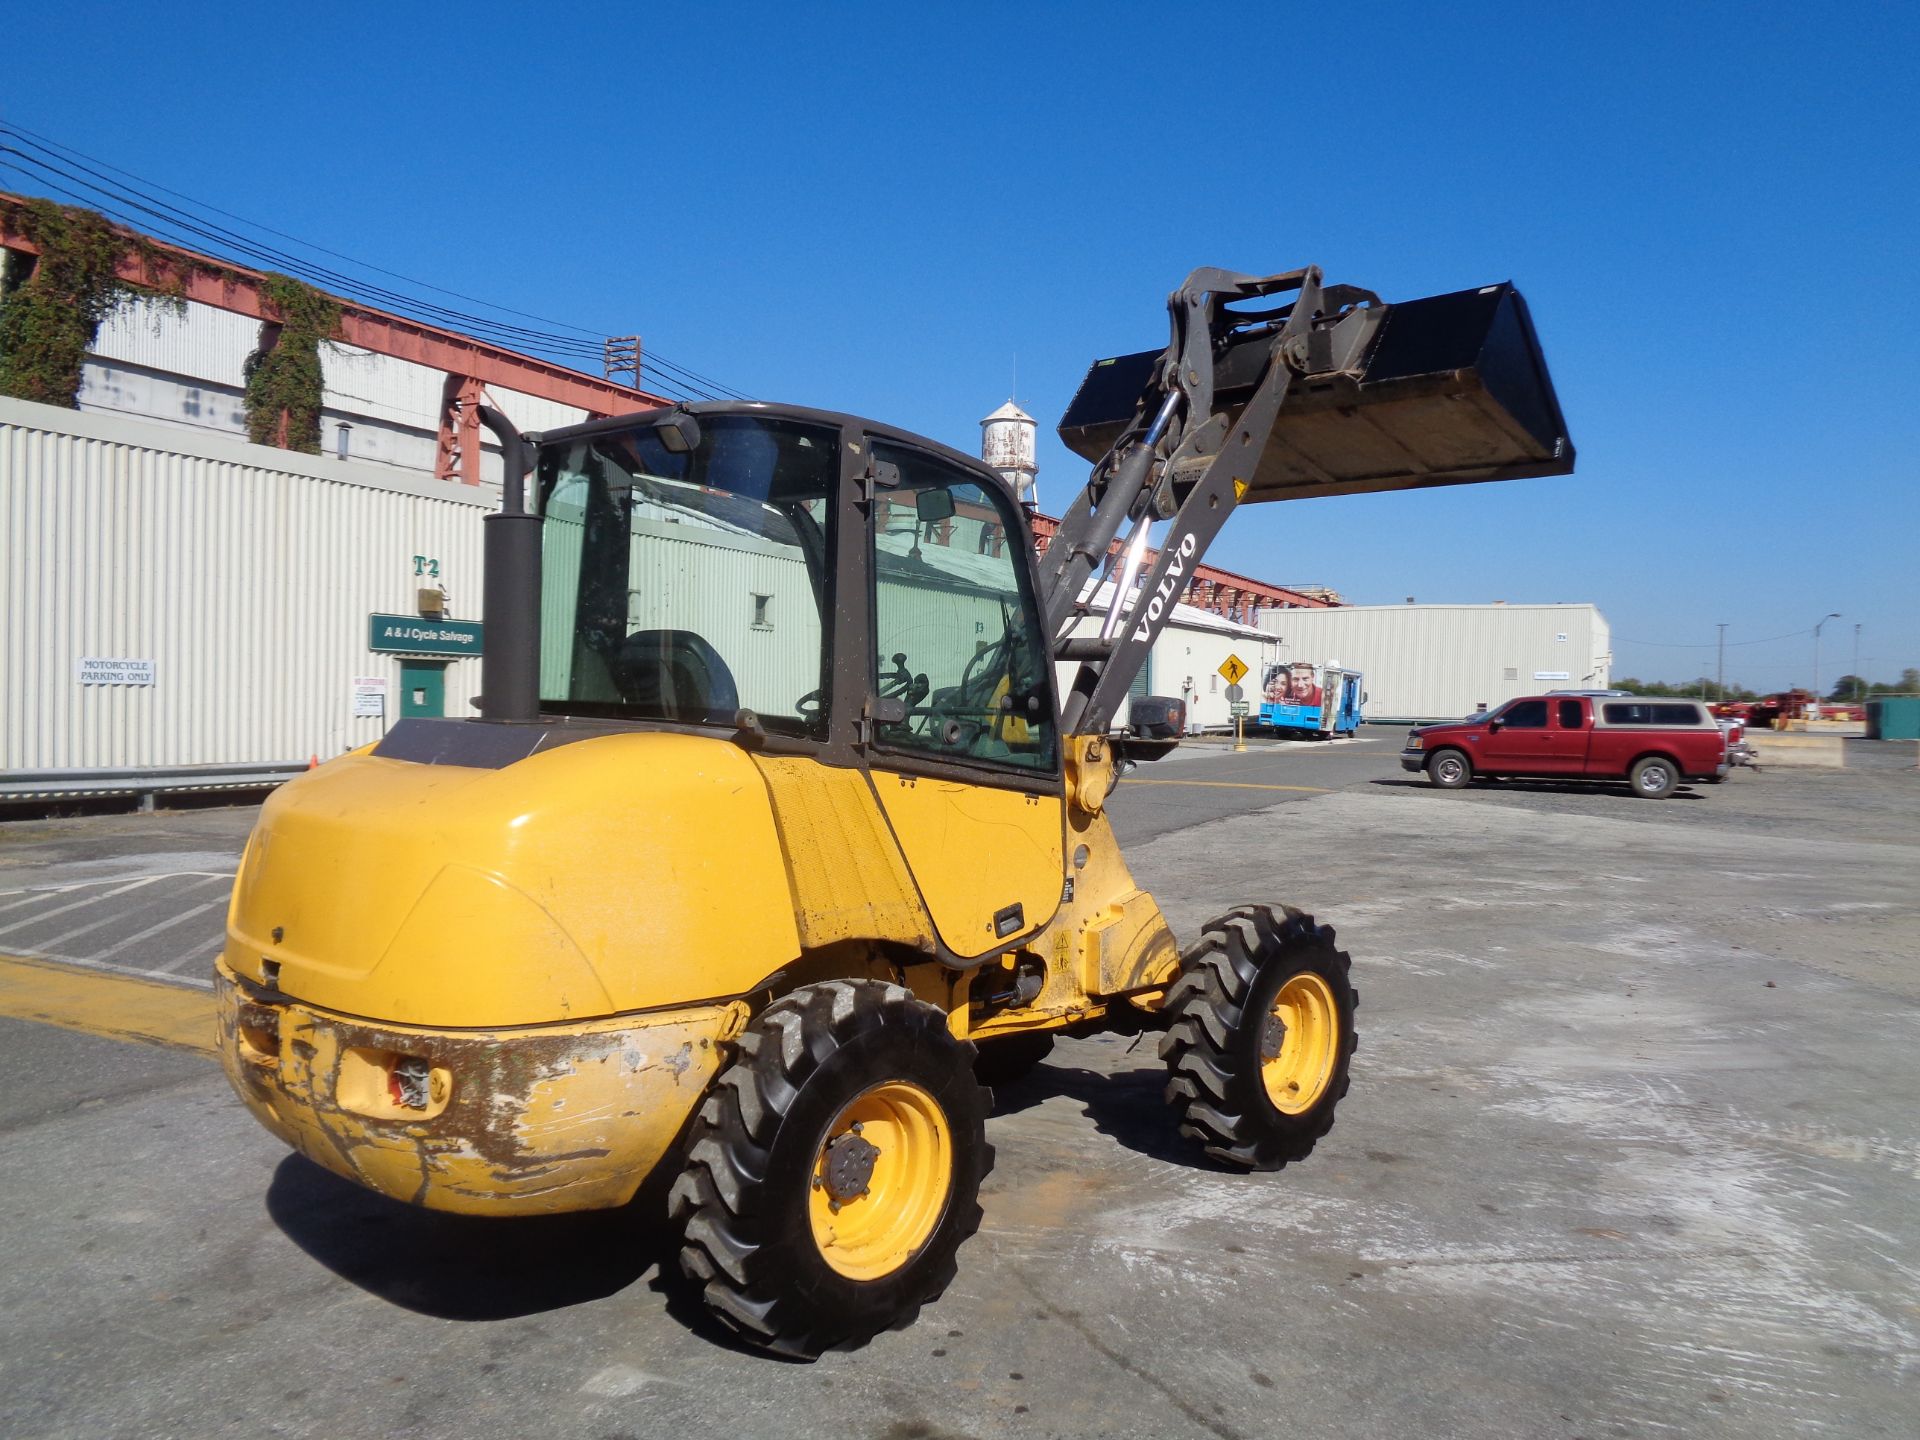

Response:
(532, 404), (1058, 774)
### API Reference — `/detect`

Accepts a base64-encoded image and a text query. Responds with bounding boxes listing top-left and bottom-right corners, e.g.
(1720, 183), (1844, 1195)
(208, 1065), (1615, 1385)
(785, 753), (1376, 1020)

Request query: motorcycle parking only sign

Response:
(77, 657), (156, 686)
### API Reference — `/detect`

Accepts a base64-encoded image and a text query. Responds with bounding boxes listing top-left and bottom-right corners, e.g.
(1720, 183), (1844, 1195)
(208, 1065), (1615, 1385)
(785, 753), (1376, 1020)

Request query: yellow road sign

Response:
(1218, 653), (1248, 686)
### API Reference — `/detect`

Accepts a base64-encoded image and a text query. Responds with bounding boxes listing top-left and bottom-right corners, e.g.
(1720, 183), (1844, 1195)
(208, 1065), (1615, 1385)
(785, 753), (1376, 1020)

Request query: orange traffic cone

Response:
(308, 754), (319, 771)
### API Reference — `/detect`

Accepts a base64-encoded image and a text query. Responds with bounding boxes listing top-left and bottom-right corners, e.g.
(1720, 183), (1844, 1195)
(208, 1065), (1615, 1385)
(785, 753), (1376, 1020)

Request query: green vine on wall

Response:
(243, 274), (341, 454)
(0, 198), (185, 408)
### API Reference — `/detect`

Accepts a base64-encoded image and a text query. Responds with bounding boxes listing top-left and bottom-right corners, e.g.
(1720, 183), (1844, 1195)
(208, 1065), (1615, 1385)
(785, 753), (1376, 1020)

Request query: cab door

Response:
(1539, 697), (1593, 774)
(1479, 697), (1553, 773)
(860, 441), (1065, 960)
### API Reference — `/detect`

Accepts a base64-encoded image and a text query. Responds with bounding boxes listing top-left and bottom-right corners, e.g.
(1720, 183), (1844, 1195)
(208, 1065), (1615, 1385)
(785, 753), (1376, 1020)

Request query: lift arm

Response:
(1043, 265), (1575, 736)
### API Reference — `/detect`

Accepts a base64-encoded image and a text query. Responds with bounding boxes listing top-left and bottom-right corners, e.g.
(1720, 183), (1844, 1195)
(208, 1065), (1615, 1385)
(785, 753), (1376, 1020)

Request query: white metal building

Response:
(1255, 603), (1612, 721)
(79, 294), (592, 483)
(2, 396), (495, 800)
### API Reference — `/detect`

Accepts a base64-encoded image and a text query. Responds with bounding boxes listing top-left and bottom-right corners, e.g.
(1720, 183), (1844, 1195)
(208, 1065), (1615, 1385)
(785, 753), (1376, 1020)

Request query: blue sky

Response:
(7, 2), (1916, 691)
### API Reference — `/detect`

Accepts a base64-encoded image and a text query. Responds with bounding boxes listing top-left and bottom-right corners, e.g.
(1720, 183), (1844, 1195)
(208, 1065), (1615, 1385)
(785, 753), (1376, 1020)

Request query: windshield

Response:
(868, 445), (1057, 772)
(535, 416), (836, 734)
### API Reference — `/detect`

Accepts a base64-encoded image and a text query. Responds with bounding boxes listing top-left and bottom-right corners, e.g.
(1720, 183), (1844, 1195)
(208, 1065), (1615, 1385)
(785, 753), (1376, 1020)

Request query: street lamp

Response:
(1812, 612), (1841, 707)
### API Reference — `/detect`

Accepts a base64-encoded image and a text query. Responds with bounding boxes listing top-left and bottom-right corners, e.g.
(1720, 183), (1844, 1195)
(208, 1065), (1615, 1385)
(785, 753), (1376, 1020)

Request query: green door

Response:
(399, 660), (446, 718)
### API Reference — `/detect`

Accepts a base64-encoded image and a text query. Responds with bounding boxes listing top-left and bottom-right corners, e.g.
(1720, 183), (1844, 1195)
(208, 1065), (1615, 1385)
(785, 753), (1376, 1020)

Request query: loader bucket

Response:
(1058, 282), (1574, 502)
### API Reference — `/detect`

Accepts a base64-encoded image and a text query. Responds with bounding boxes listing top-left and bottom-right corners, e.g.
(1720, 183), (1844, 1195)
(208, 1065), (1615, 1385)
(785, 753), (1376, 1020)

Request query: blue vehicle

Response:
(1258, 662), (1365, 738)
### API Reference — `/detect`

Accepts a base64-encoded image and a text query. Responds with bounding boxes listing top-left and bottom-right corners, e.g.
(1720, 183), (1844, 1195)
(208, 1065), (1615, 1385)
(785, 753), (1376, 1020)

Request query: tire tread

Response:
(1158, 903), (1357, 1170)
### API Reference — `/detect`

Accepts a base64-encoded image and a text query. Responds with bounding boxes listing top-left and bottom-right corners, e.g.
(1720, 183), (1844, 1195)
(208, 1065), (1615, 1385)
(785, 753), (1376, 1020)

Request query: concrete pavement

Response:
(0, 738), (1916, 1438)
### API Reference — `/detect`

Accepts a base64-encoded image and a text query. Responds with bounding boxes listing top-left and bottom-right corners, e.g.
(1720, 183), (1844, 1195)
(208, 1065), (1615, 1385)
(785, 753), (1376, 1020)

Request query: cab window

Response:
(1602, 702), (1705, 727)
(1557, 700), (1584, 729)
(535, 417), (835, 735)
(868, 445), (1056, 772)
(1500, 699), (1548, 728)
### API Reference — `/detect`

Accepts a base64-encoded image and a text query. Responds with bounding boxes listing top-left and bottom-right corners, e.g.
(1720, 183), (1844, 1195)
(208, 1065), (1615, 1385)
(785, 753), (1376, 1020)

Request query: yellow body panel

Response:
(750, 756), (934, 950)
(968, 737), (1179, 1035)
(224, 732), (803, 1024)
(219, 722), (1179, 1215)
(217, 960), (740, 1215)
(871, 769), (1063, 959)
(1077, 884), (1181, 999)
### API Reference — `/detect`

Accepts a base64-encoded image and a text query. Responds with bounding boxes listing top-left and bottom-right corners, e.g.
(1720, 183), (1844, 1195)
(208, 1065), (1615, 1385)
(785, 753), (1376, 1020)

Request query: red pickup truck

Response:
(1401, 695), (1730, 798)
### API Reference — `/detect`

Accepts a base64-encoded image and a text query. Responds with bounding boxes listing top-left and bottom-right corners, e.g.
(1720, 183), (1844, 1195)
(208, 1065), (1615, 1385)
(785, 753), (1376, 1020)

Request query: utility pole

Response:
(1716, 622), (1727, 702)
(603, 336), (642, 388)
(1853, 623), (1862, 702)
(1813, 612), (1841, 708)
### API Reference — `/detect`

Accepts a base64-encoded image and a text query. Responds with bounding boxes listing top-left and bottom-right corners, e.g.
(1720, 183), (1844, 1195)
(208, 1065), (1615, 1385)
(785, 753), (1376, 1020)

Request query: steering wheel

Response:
(794, 653), (928, 719)
(880, 652), (930, 708)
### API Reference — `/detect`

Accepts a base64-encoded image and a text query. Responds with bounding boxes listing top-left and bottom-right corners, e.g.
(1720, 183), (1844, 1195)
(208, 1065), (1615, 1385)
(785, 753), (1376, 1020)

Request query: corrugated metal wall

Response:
(2, 397), (494, 772)
(637, 526), (822, 713)
(1254, 604), (1612, 720)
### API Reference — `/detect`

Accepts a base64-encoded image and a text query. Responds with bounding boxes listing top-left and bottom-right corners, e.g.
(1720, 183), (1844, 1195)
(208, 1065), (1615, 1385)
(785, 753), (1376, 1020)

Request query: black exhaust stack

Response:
(476, 406), (541, 722)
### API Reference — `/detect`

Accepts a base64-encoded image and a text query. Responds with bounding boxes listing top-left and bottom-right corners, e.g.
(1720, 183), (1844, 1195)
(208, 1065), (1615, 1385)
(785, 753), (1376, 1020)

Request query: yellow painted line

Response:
(0, 953), (215, 1054)
(1120, 779), (1330, 794)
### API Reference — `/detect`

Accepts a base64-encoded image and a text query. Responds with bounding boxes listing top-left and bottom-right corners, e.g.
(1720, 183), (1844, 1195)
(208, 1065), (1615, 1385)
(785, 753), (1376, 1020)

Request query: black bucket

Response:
(1058, 282), (1574, 503)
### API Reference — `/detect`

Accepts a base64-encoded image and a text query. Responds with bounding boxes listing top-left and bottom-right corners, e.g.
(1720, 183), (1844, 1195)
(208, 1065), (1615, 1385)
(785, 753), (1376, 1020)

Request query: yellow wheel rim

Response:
(808, 1081), (953, 1281)
(1261, 972), (1339, 1115)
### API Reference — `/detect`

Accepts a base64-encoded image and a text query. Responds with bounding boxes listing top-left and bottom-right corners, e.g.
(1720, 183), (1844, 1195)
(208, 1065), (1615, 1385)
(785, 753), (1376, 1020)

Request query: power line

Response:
(0, 147), (592, 354)
(0, 121), (751, 401)
(0, 125), (697, 375)
(0, 142), (611, 356)
(3, 119), (611, 339)
(1613, 627), (1816, 649)
(0, 147), (713, 404)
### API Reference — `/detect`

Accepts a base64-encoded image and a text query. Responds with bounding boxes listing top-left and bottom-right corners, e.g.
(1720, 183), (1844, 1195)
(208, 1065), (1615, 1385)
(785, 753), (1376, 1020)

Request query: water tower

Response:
(980, 400), (1038, 507)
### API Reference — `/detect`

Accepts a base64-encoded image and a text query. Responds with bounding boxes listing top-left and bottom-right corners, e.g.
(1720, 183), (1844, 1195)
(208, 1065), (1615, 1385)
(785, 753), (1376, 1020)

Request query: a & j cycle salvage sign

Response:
(367, 614), (485, 657)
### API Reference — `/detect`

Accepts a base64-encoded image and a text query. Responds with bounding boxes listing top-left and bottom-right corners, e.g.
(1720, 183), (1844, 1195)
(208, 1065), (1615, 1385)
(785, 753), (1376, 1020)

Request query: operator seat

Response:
(612, 630), (740, 722)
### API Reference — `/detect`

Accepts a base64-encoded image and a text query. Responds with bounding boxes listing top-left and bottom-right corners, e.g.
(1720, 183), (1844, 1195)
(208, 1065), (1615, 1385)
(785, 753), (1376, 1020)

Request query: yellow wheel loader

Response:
(217, 266), (1572, 1355)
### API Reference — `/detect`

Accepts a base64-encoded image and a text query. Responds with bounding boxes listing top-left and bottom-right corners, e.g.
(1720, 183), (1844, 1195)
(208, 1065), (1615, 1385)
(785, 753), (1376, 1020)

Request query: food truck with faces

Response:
(1259, 661), (1365, 738)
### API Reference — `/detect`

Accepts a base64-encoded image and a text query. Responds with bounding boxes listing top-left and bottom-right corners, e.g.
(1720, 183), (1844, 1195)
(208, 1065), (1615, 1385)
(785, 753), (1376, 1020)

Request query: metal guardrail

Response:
(0, 763), (305, 808)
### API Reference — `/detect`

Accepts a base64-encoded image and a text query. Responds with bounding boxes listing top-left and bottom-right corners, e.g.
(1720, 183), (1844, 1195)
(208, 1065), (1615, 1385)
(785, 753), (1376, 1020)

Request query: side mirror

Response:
(915, 488), (956, 523)
(656, 414), (702, 454)
(1487, 718), (1503, 732)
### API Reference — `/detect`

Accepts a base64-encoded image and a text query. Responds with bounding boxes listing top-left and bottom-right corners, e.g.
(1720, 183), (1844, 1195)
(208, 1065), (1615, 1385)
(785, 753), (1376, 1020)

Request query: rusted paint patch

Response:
(216, 962), (729, 1216)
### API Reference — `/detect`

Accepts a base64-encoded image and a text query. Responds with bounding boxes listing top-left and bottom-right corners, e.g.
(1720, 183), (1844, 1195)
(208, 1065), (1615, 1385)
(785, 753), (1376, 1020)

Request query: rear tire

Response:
(668, 980), (991, 1357)
(1159, 905), (1357, 1169)
(1427, 749), (1472, 788)
(1630, 756), (1679, 798)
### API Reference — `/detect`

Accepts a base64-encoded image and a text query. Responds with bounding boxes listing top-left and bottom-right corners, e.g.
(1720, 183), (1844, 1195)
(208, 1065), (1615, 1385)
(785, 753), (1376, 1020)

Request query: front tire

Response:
(668, 980), (991, 1356)
(1159, 905), (1357, 1169)
(1427, 749), (1472, 788)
